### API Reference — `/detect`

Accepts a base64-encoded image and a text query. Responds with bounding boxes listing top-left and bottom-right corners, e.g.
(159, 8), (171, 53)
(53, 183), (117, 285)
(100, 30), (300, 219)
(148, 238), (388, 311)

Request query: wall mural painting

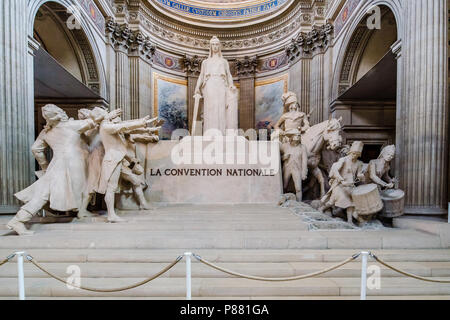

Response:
(255, 74), (289, 134)
(153, 73), (188, 140)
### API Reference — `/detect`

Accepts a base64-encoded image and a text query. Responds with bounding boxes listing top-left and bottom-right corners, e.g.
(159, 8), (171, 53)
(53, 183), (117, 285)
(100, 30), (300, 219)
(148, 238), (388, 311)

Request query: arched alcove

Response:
(337, 7), (398, 96)
(330, 4), (399, 164)
(30, 1), (107, 137)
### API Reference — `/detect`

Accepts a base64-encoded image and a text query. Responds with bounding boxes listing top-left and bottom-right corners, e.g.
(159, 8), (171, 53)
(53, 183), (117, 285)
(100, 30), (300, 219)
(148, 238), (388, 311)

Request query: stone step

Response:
(2, 249), (450, 263)
(2, 261), (450, 278)
(1, 277), (450, 297)
(0, 230), (443, 250)
(9, 221), (309, 232)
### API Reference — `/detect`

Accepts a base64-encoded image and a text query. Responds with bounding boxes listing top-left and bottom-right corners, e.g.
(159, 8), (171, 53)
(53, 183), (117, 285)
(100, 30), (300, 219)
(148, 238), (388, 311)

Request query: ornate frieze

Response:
(137, 0), (306, 54)
(77, 0), (106, 34)
(154, 0), (289, 21)
(334, 0), (360, 37)
(259, 53), (289, 73)
(286, 23), (334, 61)
(153, 51), (184, 72)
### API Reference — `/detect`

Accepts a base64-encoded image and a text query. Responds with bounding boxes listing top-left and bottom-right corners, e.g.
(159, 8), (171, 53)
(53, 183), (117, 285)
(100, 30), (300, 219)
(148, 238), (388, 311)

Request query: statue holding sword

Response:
(193, 36), (238, 136)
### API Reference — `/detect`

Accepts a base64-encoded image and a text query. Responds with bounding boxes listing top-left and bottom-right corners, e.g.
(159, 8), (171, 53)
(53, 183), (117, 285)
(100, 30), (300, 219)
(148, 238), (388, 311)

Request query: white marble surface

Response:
(118, 137), (283, 206)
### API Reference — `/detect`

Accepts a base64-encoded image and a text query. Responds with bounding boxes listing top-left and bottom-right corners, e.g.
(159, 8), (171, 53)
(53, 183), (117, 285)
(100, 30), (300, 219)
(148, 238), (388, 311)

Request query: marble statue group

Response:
(7, 105), (162, 235)
(274, 91), (402, 225)
(6, 36), (403, 236)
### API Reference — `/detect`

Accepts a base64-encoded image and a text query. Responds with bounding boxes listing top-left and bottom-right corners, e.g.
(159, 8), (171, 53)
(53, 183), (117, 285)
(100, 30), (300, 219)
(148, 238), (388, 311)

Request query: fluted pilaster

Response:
(129, 57), (139, 120)
(237, 57), (257, 132)
(239, 78), (256, 132)
(0, 0), (35, 213)
(115, 51), (130, 119)
(300, 59), (311, 114)
(400, 0), (448, 214)
(310, 53), (324, 124)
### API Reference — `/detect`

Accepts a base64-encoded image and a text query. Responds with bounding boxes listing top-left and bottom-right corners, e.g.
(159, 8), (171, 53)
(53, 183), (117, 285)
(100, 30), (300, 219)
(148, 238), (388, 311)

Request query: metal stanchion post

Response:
(360, 251), (369, 300)
(185, 252), (192, 300)
(15, 252), (26, 300)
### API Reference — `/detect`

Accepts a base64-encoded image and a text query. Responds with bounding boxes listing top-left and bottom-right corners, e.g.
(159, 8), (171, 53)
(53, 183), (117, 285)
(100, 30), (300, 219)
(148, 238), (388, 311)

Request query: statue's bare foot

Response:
(6, 219), (34, 236)
(107, 214), (127, 223)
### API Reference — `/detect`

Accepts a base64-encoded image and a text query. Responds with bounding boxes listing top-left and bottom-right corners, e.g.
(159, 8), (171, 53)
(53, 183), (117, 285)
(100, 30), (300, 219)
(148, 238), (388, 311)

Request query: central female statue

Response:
(194, 36), (238, 136)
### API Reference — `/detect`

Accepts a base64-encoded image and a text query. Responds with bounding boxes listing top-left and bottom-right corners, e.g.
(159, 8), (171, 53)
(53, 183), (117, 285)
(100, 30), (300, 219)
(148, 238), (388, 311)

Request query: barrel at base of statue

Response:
(379, 189), (405, 218)
(351, 184), (384, 216)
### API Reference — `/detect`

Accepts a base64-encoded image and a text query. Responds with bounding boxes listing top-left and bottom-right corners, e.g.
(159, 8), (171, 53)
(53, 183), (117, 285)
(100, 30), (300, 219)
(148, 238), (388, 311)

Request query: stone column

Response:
(299, 59), (311, 115)
(0, 0), (36, 213)
(237, 56), (258, 132)
(400, 0), (448, 214)
(129, 33), (155, 119)
(116, 51), (130, 118)
(288, 57), (311, 114)
(310, 53), (324, 124)
(106, 21), (132, 119)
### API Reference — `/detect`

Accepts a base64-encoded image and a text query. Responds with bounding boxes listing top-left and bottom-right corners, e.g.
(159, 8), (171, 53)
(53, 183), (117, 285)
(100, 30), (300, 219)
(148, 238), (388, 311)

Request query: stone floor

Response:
(0, 204), (449, 299)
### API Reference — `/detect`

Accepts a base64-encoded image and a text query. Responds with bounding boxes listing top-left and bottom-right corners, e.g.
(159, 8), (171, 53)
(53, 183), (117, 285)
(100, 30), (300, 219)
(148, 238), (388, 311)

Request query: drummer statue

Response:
(319, 141), (365, 224)
(364, 145), (397, 189)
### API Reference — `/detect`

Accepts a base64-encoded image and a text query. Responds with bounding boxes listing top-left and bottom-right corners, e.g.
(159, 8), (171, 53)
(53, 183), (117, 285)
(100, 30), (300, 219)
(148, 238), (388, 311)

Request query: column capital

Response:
(236, 56), (258, 78)
(182, 55), (204, 77)
(286, 22), (333, 62)
(129, 31), (156, 62)
(105, 18), (133, 54)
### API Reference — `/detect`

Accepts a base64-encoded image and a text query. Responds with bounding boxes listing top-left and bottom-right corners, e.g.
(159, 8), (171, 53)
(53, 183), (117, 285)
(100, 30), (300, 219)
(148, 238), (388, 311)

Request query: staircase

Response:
(0, 204), (449, 300)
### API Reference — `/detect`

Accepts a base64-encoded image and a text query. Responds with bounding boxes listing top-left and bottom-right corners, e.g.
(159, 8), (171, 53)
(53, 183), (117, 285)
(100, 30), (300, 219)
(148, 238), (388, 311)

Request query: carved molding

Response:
(109, 0), (317, 55)
(106, 18), (155, 62)
(236, 56), (258, 78)
(182, 55), (204, 77)
(285, 22), (334, 62)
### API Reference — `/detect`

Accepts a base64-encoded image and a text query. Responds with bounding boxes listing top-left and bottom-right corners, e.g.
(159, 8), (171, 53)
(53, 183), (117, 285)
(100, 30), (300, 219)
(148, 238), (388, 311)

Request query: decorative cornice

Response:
(106, 18), (133, 53)
(236, 56), (258, 78)
(129, 31), (156, 62)
(286, 22), (334, 61)
(137, 0), (308, 55)
(182, 55), (204, 77)
(106, 18), (155, 61)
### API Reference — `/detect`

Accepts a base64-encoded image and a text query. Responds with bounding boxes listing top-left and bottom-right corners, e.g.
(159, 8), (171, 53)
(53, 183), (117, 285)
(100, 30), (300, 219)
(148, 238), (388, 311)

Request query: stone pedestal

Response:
(118, 137), (283, 207)
(399, 0), (448, 214)
(0, 0), (36, 213)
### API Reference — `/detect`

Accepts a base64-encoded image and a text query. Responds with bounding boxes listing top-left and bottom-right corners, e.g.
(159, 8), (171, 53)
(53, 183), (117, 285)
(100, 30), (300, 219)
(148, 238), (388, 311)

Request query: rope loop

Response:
(370, 253), (450, 284)
(27, 255), (182, 293)
(195, 255), (358, 282)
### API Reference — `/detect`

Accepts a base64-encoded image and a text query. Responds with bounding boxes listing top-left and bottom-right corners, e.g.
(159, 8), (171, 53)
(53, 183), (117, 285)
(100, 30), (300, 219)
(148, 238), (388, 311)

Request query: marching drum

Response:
(379, 189), (405, 218)
(351, 184), (384, 216)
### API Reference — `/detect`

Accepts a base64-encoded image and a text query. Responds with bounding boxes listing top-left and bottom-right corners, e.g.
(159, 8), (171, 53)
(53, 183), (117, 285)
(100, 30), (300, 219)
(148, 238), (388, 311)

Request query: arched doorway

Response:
(331, 6), (398, 164)
(31, 1), (107, 136)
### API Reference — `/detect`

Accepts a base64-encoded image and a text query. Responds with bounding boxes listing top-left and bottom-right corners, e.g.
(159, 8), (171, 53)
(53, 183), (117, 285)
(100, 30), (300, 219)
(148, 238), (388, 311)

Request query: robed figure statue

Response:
(194, 36), (238, 136)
